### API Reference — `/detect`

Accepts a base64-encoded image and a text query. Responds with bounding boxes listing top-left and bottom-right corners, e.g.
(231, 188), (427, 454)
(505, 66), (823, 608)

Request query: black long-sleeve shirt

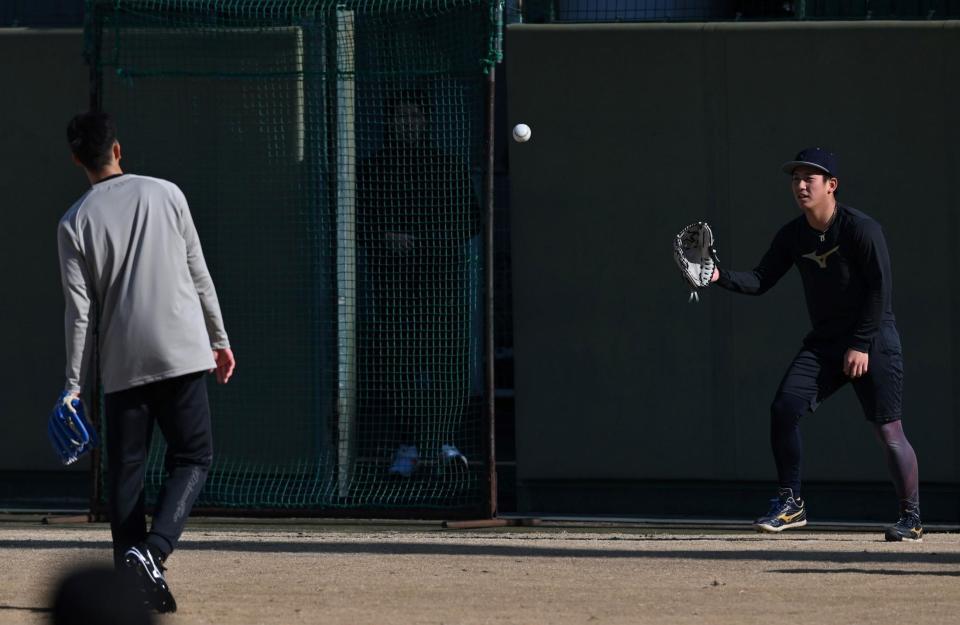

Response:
(716, 204), (895, 352)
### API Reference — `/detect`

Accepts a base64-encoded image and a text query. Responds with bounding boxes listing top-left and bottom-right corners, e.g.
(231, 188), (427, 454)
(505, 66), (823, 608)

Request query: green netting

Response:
(86, 0), (502, 515)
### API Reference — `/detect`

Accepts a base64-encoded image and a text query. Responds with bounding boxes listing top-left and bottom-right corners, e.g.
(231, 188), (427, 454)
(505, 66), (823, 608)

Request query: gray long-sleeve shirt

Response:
(58, 174), (229, 394)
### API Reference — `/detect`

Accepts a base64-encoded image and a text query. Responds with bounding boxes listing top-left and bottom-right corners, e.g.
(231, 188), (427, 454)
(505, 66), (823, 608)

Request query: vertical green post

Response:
(336, 8), (357, 499)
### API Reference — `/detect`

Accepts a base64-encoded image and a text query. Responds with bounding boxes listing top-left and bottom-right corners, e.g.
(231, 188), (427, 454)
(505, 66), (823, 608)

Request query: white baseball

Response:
(512, 123), (531, 143)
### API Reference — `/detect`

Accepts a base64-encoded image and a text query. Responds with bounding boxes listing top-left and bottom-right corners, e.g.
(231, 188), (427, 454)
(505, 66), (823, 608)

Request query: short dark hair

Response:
(386, 88), (430, 117)
(791, 170), (837, 186)
(66, 111), (117, 171)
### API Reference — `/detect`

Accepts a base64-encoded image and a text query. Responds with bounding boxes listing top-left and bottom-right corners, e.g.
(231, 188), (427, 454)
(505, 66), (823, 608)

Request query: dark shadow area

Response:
(49, 564), (154, 625)
(3, 538), (959, 566)
(0, 471), (90, 511)
(0, 605), (50, 613)
(771, 567), (960, 577)
(0, 0), (84, 27)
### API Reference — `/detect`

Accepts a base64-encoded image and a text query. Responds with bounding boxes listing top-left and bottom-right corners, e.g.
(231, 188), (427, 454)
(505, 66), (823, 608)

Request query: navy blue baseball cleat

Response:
(885, 508), (923, 542)
(754, 488), (807, 533)
(388, 444), (419, 477)
(123, 543), (177, 613)
(440, 444), (468, 468)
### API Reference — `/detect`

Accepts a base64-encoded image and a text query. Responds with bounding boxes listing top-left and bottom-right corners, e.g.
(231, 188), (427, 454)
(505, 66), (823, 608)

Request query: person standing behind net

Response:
(710, 147), (922, 542)
(357, 89), (481, 477)
(59, 111), (236, 612)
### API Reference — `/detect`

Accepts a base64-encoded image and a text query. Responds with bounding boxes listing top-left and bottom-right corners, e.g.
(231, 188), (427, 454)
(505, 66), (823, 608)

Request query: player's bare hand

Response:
(213, 348), (235, 384)
(60, 391), (81, 416)
(711, 267), (719, 283)
(843, 348), (868, 378)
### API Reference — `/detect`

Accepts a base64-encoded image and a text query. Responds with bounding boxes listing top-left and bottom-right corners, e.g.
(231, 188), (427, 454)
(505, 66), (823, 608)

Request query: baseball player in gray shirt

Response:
(60, 111), (235, 613)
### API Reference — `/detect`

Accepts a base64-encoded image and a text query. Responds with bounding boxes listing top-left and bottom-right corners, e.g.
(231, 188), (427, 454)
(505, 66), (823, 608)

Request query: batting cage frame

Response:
(83, 0), (503, 520)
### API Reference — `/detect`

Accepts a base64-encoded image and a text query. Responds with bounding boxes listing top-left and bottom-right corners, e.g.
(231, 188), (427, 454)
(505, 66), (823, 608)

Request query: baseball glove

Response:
(673, 221), (719, 302)
(48, 392), (99, 466)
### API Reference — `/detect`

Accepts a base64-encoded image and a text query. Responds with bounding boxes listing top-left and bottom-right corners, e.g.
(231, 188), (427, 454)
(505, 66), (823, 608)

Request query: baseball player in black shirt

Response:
(711, 148), (922, 541)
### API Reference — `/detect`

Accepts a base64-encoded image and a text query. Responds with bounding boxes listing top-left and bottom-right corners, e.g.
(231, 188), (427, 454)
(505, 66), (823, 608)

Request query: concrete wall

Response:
(6, 22), (960, 520)
(507, 22), (960, 519)
(0, 29), (90, 475)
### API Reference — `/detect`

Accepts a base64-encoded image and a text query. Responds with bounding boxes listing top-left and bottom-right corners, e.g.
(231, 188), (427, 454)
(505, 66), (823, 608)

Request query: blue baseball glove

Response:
(48, 392), (99, 465)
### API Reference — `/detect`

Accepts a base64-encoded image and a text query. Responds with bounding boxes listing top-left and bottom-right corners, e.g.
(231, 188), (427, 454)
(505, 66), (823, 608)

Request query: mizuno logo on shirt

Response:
(802, 246), (840, 269)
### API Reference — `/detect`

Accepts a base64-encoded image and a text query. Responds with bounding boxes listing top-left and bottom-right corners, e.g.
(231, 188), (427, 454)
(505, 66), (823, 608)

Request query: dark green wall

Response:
(507, 22), (960, 519)
(98, 27), (337, 470)
(0, 30), (90, 475)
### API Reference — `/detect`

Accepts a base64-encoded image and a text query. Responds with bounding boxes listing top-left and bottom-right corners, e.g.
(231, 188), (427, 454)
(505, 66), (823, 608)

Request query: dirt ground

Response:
(1, 518), (958, 625)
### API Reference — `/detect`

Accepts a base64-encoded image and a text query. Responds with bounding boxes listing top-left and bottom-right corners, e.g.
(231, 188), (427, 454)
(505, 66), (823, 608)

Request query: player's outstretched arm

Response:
(714, 227), (793, 295)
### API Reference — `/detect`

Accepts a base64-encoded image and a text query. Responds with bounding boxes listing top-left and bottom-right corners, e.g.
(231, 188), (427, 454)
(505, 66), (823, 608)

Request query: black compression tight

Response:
(873, 419), (920, 512)
(770, 394), (806, 498)
(770, 397), (919, 512)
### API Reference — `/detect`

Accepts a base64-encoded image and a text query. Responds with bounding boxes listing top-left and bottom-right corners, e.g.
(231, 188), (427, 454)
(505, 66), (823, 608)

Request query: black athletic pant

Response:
(105, 371), (213, 567)
(769, 324), (918, 512)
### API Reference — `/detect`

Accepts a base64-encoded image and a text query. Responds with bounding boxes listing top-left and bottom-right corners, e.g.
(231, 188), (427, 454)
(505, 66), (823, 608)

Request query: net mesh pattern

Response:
(87, 0), (501, 514)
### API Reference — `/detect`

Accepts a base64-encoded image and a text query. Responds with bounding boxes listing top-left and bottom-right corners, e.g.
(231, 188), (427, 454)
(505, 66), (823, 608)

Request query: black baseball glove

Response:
(673, 221), (719, 302)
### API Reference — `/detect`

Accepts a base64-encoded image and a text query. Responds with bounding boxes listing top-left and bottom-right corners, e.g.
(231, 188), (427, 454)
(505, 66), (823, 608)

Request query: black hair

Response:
(66, 111), (117, 171)
(385, 88), (431, 117)
(814, 172), (840, 198)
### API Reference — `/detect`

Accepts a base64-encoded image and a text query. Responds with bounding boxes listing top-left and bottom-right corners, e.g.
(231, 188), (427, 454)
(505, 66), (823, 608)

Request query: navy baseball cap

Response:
(781, 147), (838, 177)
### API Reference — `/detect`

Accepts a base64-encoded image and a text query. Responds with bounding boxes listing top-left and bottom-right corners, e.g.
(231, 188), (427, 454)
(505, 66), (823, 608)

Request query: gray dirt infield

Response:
(1, 519), (958, 625)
